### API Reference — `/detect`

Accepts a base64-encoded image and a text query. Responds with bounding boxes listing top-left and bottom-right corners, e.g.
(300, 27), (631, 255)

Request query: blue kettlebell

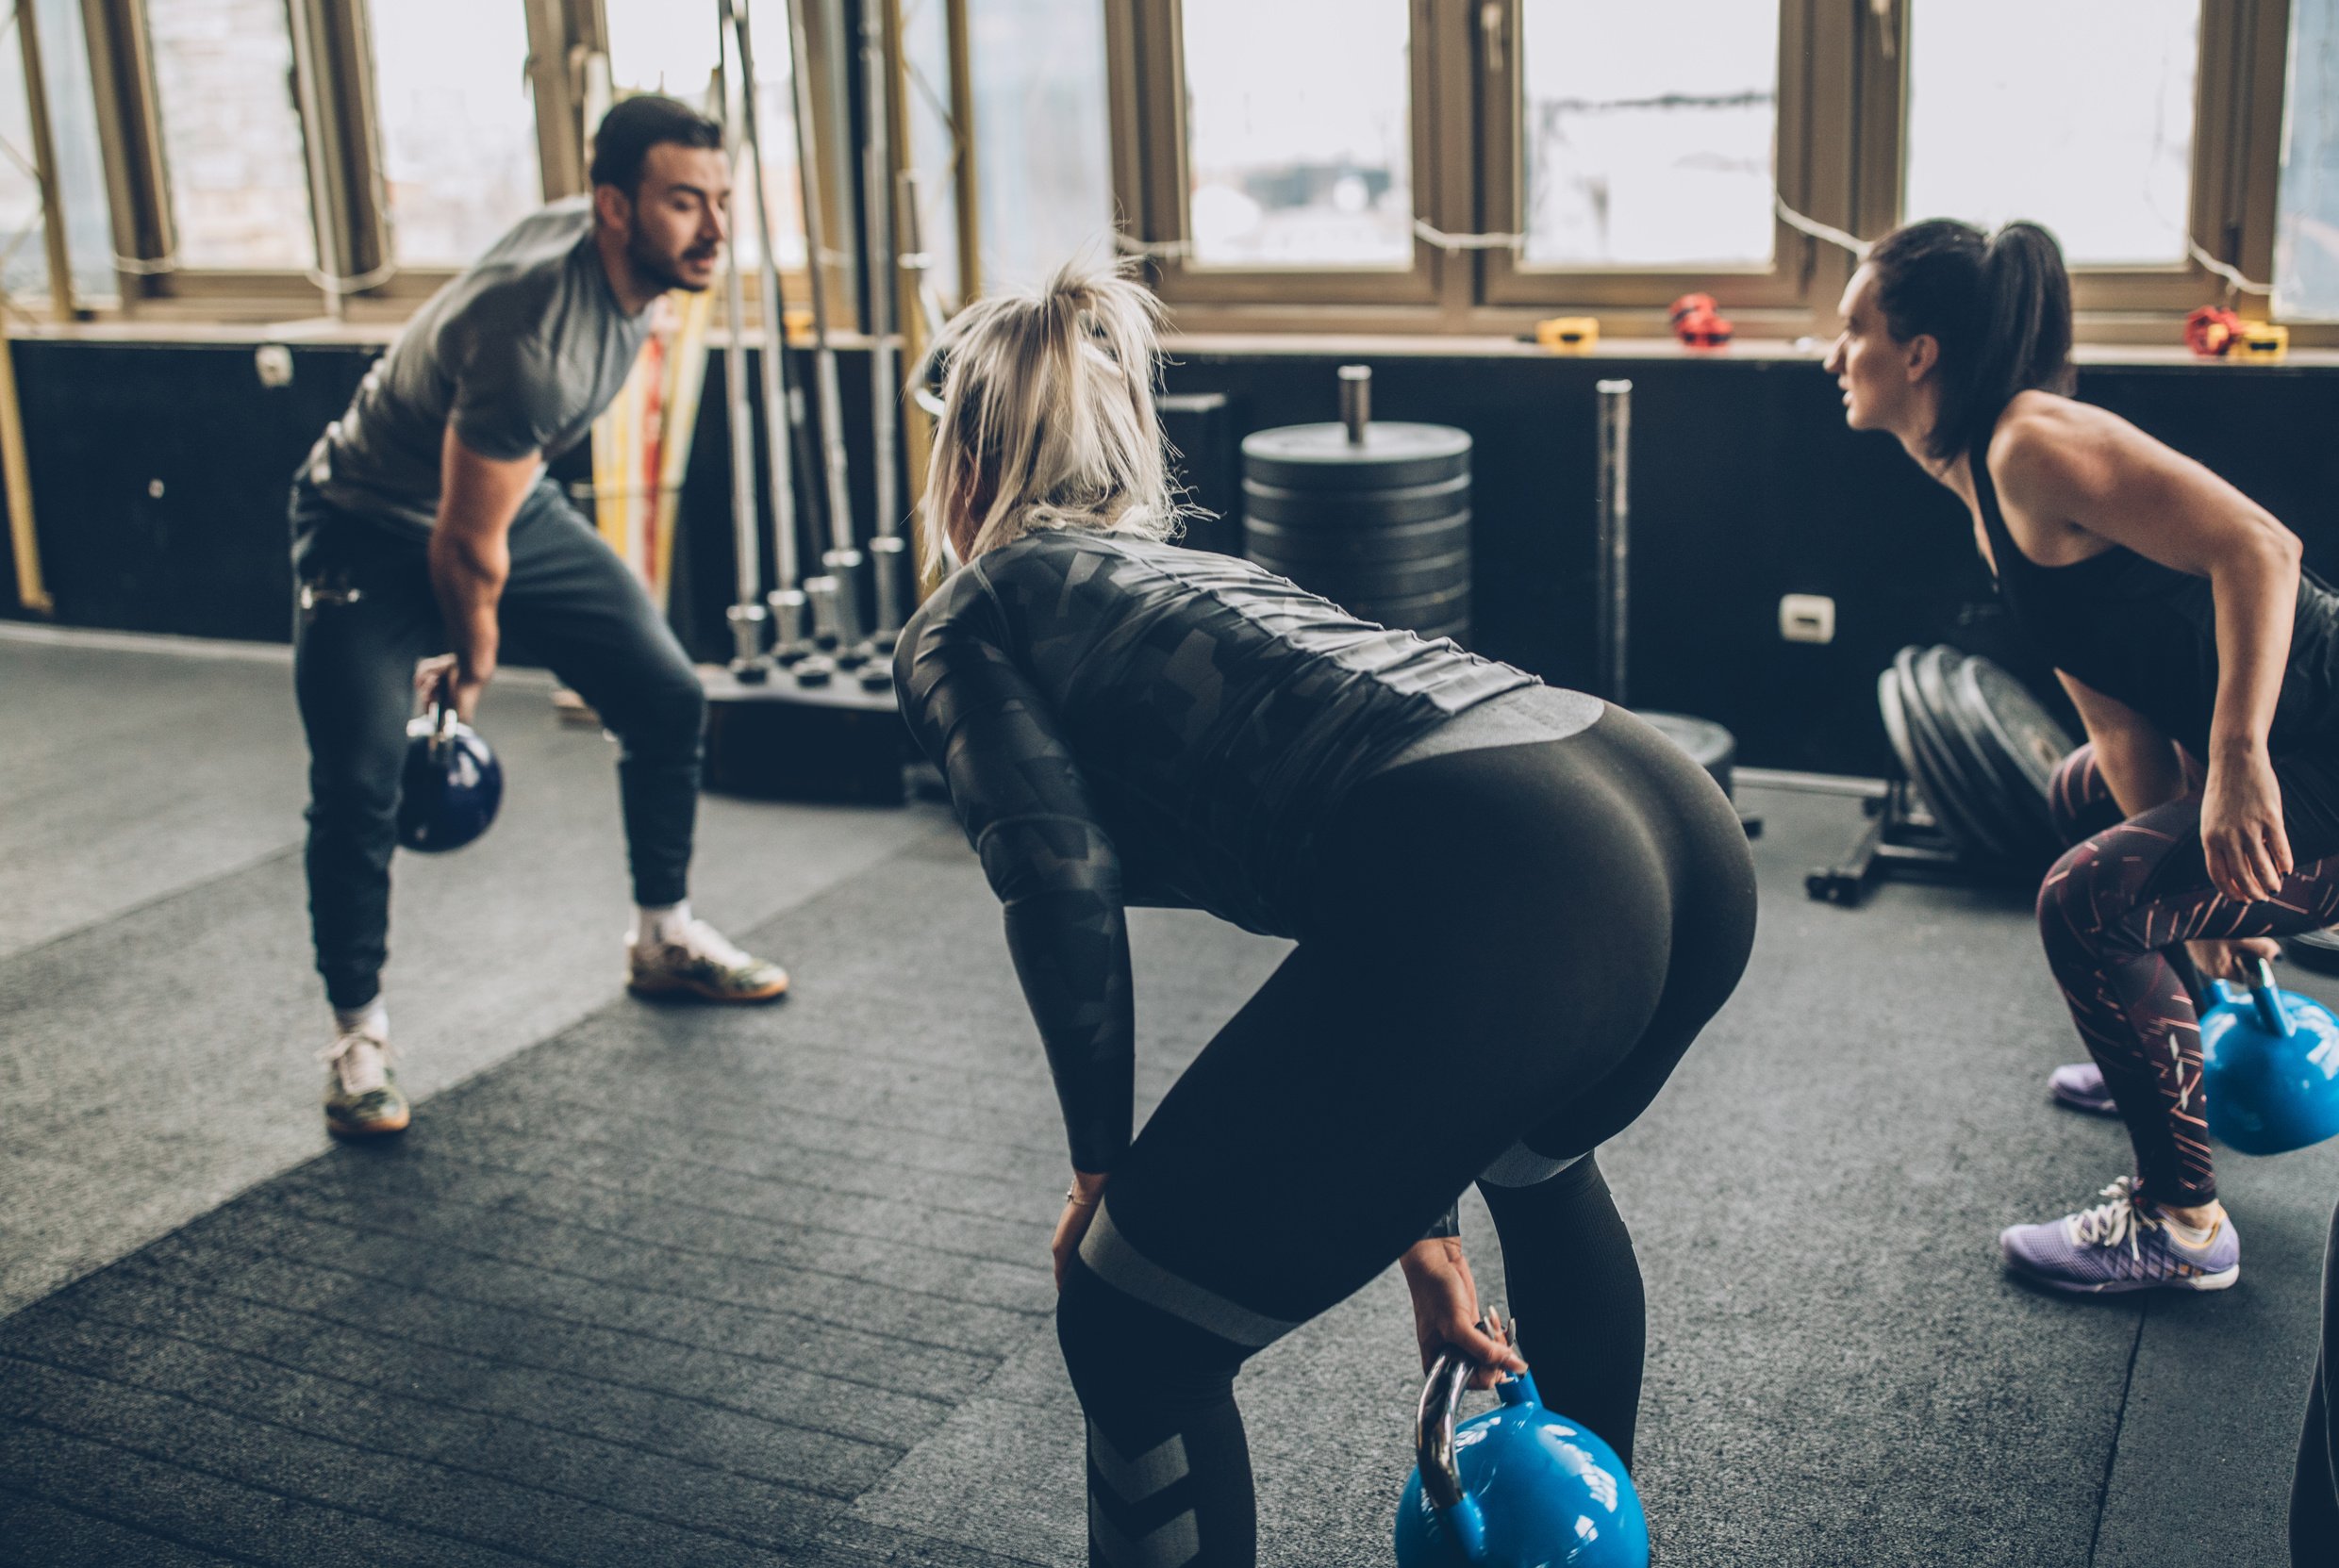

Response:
(396, 682), (504, 853)
(2201, 956), (2339, 1156)
(1394, 1348), (1649, 1568)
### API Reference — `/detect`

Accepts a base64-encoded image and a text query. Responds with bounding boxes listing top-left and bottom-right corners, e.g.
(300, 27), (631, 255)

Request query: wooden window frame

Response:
(58, 0), (865, 326)
(1104, 0), (2299, 341)
(1114, 0), (1449, 311)
(1858, 0), (2290, 322)
(1476, 0), (1828, 314)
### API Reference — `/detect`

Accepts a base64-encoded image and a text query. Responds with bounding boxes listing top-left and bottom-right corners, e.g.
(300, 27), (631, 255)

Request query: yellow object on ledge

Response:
(1535, 316), (1600, 354)
(2237, 322), (2291, 363)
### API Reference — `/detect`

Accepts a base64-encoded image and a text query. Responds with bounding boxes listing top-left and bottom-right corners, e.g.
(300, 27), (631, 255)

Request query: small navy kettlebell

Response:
(1394, 1348), (1649, 1568)
(2201, 956), (2339, 1156)
(396, 684), (504, 853)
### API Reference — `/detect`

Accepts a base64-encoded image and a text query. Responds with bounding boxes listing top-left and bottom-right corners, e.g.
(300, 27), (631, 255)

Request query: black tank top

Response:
(1967, 430), (2339, 759)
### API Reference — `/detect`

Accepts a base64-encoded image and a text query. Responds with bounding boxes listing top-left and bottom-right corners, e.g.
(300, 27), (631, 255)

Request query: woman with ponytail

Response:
(896, 257), (1755, 1566)
(1830, 220), (2339, 1315)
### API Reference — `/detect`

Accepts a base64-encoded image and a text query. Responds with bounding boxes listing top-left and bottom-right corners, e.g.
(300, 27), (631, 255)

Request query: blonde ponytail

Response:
(917, 256), (1183, 576)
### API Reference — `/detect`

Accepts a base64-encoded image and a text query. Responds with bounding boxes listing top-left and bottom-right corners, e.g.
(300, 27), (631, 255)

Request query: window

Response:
(368, 0), (539, 268)
(0, 0), (117, 310)
(967, 0), (1113, 291)
(897, 0), (962, 311)
(145, 0), (316, 270)
(2278, 0), (2339, 322)
(0, 24), (47, 303)
(1179, 0), (1412, 269)
(1518, 0), (1780, 270)
(1903, 0), (2199, 267)
(606, 0), (806, 273)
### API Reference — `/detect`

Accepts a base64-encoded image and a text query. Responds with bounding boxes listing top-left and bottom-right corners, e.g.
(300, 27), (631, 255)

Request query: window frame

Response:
(1103, 0), (2301, 341)
(1860, 0), (2288, 322)
(45, 0), (865, 325)
(7, 0), (2310, 339)
(1475, 0), (1824, 313)
(1112, 0), (1449, 309)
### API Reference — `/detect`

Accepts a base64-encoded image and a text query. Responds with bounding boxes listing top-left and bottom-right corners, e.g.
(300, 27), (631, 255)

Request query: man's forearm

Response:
(427, 528), (506, 679)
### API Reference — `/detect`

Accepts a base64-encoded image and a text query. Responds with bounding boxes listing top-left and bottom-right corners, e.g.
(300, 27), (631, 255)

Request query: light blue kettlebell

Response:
(2201, 957), (2339, 1156)
(1393, 1348), (1649, 1568)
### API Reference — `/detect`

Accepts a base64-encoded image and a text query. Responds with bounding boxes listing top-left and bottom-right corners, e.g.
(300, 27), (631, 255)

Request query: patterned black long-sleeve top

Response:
(894, 528), (1534, 1173)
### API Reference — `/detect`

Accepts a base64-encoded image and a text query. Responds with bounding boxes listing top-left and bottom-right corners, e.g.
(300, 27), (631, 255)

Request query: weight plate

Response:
(1932, 654), (2040, 859)
(2285, 928), (2339, 977)
(1952, 654), (2076, 853)
(1414, 619), (1470, 644)
(1634, 709), (1735, 799)
(1878, 664), (1930, 808)
(1242, 470), (1471, 527)
(1893, 648), (1986, 856)
(1243, 511), (1470, 566)
(1249, 550), (1472, 604)
(1912, 646), (2017, 861)
(1349, 582), (1472, 626)
(1241, 422), (1471, 491)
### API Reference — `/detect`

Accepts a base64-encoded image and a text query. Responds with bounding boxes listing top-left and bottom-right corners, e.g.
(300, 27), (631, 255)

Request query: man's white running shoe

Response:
(321, 1029), (409, 1137)
(626, 917), (788, 1003)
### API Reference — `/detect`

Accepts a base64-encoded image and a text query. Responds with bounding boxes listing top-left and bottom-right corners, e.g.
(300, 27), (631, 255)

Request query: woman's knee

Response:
(1057, 1259), (1241, 1418)
(2037, 836), (2147, 964)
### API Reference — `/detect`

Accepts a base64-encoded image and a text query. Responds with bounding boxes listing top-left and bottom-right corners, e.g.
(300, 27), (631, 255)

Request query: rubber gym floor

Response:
(3, 623), (2332, 1568)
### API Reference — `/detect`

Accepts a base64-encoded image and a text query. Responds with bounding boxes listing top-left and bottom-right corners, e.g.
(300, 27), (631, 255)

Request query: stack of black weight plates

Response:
(1241, 422), (1473, 644)
(1879, 643), (2077, 868)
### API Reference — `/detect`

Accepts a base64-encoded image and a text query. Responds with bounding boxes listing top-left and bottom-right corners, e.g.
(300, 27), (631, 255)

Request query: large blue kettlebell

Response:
(1394, 1348), (1649, 1568)
(396, 685), (504, 853)
(2201, 956), (2339, 1156)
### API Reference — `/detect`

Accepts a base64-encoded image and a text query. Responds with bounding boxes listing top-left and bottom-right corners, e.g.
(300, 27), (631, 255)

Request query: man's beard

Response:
(627, 221), (715, 294)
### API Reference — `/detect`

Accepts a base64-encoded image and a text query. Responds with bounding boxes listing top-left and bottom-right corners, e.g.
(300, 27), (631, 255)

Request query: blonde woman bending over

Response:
(894, 259), (1755, 1566)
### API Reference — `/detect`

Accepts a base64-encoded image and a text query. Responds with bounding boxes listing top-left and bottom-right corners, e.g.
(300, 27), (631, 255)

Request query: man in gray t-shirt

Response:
(290, 96), (788, 1141)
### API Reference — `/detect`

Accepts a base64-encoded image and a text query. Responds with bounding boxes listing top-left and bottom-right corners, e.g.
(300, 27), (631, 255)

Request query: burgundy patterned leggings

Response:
(2039, 744), (2339, 1207)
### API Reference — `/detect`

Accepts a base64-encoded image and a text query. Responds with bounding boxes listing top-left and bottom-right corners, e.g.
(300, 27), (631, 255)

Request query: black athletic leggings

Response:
(290, 479), (705, 1009)
(2039, 743), (2339, 1207)
(1056, 706), (1757, 1568)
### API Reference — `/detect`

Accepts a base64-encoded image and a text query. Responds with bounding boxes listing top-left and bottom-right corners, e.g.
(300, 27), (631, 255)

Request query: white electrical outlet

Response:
(254, 344), (294, 388)
(1779, 593), (1835, 644)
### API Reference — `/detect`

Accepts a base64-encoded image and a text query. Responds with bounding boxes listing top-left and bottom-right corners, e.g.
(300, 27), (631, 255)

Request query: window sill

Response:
(4, 317), (882, 352)
(1164, 330), (2339, 371)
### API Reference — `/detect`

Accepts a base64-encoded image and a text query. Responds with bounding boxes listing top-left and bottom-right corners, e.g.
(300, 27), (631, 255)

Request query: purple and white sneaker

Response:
(2048, 1062), (2119, 1117)
(1999, 1177), (2240, 1295)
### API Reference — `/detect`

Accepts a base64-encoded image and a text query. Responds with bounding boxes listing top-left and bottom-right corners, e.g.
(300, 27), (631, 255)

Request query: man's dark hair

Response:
(589, 95), (722, 195)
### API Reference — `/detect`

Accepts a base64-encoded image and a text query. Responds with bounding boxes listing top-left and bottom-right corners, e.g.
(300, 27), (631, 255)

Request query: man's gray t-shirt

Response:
(304, 198), (650, 536)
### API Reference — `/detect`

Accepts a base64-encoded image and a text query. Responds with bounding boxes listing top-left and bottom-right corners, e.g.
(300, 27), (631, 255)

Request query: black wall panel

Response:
(6, 334), (2335, 776)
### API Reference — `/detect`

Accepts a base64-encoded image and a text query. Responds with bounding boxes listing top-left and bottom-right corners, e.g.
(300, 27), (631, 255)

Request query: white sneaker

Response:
(626, 917), (788, 1003)
(320, 1029), (409, 1137)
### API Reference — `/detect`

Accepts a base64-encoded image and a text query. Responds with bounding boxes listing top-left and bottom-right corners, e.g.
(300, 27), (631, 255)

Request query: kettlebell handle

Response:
(1415, 1349), (1475, 1511)
(420, 670), (462, 751)
(1414, 1348), (1522, 1562)
(2246, 956), (2294, 1040)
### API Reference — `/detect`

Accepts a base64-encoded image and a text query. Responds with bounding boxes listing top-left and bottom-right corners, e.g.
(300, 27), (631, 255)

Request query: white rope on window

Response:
(2188, 239), (2272, 297)
(1112, 231), (1194, 259)
(1411, 218), (1524, 252)
(1112, 202), (2279, 308)
(1774, 196), (1869, 258)
(307, 257), (401, 295)
(1114, 222), (1530, 258)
